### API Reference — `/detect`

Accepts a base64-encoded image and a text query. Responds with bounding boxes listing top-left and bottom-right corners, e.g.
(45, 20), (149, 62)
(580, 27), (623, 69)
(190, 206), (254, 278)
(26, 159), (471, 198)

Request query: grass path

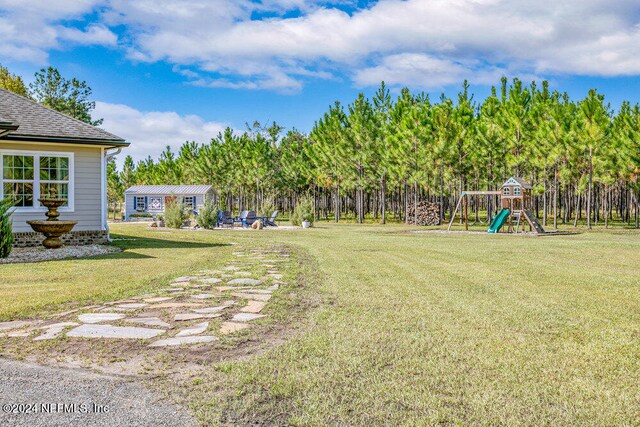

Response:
(2, 224), (640, 424)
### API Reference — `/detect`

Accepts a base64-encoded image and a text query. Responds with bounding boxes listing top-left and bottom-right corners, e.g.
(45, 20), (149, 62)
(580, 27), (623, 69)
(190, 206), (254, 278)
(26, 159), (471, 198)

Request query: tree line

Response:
(2, 64), (637, 228)
(108, 78), (640, 229)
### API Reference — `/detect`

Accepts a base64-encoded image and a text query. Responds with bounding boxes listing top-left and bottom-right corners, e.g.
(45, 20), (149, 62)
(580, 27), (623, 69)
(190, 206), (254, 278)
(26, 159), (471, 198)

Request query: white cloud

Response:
(4, 0), (640, 89)
(93, 101), (228, 166)
(0, 0), (116, 64)
(354, 54), (508, 89)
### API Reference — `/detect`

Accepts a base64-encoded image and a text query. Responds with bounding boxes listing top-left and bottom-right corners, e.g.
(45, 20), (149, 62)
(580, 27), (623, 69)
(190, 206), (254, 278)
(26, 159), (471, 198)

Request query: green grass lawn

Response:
(2, 223), (640, 424)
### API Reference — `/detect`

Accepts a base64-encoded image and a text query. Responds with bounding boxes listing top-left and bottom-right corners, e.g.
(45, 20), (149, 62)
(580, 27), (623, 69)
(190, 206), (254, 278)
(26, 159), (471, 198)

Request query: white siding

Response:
(1, 141), (103, 232)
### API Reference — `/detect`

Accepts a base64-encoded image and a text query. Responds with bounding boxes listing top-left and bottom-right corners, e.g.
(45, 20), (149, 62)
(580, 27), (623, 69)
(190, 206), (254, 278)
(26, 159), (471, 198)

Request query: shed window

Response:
(513, 187), (521, 196)
(502, 187), (511, 196)
(183, 196), (195, 209)
(135, 196), (147, 211)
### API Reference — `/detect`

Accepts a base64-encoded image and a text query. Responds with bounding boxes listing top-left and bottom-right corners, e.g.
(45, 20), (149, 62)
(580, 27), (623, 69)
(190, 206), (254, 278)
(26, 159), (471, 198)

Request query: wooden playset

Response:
(448, 177), (546, 234)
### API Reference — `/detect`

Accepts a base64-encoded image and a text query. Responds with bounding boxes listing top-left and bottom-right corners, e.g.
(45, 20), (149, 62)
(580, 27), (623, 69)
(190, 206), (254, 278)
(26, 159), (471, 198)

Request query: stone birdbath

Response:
(27, 198), (77, 249)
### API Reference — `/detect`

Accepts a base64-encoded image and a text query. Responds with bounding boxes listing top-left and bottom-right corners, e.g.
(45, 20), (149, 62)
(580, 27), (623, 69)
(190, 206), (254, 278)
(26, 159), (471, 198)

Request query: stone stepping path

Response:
(78, 313), (125, 323)
(231, 313), (267, 322)
(241, 301), (267, 313)
(227, 278), (263, 286)
(176, 321), (209, 337)
(67, 324), (165, 339)
(125, 317), (172, 328)
(1, 244), (295, 351)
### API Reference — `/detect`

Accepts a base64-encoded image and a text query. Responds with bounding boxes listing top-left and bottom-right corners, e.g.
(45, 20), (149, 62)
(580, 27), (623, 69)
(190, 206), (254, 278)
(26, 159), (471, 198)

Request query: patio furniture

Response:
(263, 210), (279, 227)
(235, 210), (249, 226)
(218, 210), (234, 228)
(244, 211), (257, 228)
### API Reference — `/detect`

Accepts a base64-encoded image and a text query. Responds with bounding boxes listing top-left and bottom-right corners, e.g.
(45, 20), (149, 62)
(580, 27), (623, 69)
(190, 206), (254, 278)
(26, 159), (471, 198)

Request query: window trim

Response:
(134, 196), (147, 212)
(0, 149), (75, 213)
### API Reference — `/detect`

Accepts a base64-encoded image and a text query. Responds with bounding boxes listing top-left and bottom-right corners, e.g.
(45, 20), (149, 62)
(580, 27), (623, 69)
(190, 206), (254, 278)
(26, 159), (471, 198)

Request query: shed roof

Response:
(124, 185), (213, 195)
(501, 177), (532, 189)
(0, 88), (128, 147)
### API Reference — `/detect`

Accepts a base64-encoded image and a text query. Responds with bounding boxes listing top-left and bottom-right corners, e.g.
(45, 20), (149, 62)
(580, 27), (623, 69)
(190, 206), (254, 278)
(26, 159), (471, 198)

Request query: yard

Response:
(2, 223), (640, 425)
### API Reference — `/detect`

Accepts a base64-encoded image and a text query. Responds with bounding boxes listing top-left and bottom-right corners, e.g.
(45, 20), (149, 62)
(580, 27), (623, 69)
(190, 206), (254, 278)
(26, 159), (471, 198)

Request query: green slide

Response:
(488, 208), (510, 233)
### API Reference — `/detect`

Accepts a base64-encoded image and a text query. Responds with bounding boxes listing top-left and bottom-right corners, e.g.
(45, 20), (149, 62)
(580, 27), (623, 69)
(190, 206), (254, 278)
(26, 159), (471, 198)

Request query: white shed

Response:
(124, 185), (213, 221)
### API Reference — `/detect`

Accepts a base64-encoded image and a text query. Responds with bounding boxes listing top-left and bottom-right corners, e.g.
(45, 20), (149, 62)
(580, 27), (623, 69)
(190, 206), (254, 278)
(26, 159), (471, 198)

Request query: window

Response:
(1, 151), (73, 211)
(502, 187), (511, 196)
(513, 186), (521, 196)
(135, 196), (147, 211)
(39, 156), (70, 206)
(2, 154), (34, 207)
(183, 196), (195, 209)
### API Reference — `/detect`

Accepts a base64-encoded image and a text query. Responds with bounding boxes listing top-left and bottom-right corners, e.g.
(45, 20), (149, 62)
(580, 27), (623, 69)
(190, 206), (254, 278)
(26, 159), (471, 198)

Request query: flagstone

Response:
(192, 306), (230, 314)
(219, 322), (250, 335)
(231, 293), (272, 302)
(234, 272), (253, 276)
(78, 313), (125, 324)
(223, 266), (240, 271)
(67, 324), (165, 339)
(151, 302), (203, 309)
(176, 321), (209, 337)
(268, 274), (284, 280)
(0, 320), (33, 331)
(38, 322), (79, 329)
(231, 313), (267, 322)
(124, 317), (172, 328)
(143, 297), (173, 303)
(174, 313), (222, 321)
(267, 284), (280, 291)
(215, 286), (250, 292)
(191, 293), (217, 299)
(243, 289), (273, 294)
(240, 301), (267, 314)
(7, 329), (32, 337)
(149, 335), (218, 347)
(167, 288), (185, 292)
(228, 278), (263, 286)
(173, 276), (201, 282)
(117, 303), (148, 309)
(34, 326), (66, 341)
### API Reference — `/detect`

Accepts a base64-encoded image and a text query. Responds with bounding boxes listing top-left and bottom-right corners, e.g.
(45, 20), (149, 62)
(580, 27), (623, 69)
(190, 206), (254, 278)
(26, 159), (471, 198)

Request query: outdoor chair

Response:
(243, 211), (257, 228)
(218, 210), (234, 228)
(263, 210), (279, 227)
(235, 210), (249, 226)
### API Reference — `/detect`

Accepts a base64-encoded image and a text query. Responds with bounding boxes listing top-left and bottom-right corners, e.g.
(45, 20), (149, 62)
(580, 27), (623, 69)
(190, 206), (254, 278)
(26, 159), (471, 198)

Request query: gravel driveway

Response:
(0, 358), (197, 427)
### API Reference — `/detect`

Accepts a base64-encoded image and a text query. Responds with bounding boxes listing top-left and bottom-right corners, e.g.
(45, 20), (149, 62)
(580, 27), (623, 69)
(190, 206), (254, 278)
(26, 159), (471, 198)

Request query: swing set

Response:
(447, 191), (501, 231)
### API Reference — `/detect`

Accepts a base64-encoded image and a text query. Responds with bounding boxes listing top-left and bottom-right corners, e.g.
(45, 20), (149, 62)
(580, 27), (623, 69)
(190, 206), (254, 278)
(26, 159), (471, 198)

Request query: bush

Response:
(197, 200), (218, 229)
(165, 199), (188, 229)
(291, 195), (314, 227)
(0, 198), (15, 258)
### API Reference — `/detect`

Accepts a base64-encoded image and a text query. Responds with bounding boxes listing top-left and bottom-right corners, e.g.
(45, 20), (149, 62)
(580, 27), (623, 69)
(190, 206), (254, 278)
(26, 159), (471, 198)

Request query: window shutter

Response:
(144, 196), (148, 209)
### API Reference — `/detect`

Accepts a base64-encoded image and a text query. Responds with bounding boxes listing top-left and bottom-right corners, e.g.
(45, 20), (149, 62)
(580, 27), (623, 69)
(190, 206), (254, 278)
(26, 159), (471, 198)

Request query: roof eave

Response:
(2, 133), (130, 148)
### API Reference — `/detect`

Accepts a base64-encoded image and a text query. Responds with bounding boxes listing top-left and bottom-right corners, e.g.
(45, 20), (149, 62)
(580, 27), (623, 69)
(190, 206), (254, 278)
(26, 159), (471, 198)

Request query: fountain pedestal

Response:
(27, 198), (77, 249)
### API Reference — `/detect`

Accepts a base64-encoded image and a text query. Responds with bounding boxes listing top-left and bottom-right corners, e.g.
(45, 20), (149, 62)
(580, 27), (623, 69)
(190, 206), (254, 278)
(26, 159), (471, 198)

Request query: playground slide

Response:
(523, 210), (545, 233)
(488, 208), (510, 233)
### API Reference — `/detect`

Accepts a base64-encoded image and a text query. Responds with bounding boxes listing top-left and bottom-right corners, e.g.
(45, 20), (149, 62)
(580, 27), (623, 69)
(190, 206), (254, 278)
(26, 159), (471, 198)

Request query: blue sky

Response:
(2, 0), (640, 164)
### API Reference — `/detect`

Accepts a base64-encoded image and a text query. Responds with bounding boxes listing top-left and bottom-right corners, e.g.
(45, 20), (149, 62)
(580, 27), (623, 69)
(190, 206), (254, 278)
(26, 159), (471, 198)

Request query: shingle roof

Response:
(0, 88), (128, 146)
(502, 177), (533, 189)
(124, 185), (213, 195)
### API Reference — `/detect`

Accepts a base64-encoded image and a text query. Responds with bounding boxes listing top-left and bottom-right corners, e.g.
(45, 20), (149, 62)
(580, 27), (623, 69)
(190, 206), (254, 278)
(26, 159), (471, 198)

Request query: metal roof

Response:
(124, 185), (213, 195)
(0, 88), (128, 146)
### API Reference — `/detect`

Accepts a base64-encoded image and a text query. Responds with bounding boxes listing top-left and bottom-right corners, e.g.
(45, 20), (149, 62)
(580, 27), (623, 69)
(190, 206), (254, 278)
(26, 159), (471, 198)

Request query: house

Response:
(500, 177), (533, 212)
(0, 88), (129, 246)
(123, 185), (213, 221)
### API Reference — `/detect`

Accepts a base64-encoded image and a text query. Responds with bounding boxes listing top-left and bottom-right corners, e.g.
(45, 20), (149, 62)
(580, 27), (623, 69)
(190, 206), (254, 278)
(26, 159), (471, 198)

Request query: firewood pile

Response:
(406, 202), (440, 226)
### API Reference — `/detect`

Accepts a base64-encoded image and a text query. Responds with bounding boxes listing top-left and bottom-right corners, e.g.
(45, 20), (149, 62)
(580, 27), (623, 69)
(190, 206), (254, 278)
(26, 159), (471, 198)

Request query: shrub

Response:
(291, 195), (314, 227)
(0, 198), (15, 258)
(260, 194), (277, 217)
(165, 199), (188, 229)
(197, 200), (218, 229)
